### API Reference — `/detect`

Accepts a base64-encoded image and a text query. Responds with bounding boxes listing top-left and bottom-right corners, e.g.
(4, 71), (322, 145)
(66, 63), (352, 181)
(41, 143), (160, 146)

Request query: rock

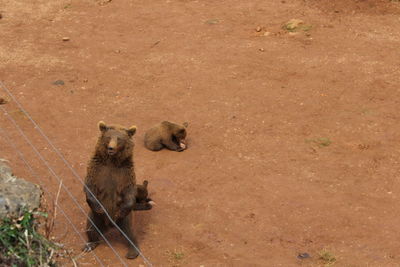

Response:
(0, 97), (6, 105)
(0, 13), (2, 19)
(62, 37), (70, 41)
(255, 26), (262, 32)
(263, 31), (271, 36)
(297, 252), (311, 259)
(52, 80), (65, 86)
(259, 48), (265, 52)
(0, 160), (42, 218)
(284, 19), (304, 31)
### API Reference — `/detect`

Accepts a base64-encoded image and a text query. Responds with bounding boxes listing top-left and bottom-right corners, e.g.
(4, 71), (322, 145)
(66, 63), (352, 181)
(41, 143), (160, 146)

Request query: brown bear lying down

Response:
(144, 121), (188, 152)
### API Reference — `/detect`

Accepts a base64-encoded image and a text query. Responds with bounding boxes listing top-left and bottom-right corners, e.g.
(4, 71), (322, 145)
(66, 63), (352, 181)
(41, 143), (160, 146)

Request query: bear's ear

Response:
(126, 125), (137, 137)
(98, 121), (107, 132)
(182, 122), (189, 128)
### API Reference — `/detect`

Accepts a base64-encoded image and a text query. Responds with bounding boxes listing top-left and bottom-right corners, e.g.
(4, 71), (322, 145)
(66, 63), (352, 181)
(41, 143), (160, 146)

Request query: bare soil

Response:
(1, 0), (400, 266)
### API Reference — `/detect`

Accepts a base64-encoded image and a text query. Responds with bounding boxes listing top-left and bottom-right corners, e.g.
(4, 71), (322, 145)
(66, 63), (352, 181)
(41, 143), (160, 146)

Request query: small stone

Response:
(52, 80), (65, 86)
(62, 37), (70, 41)
(297, 252), (311, 259)
(263, 31), (271, 36)
(255, 26), (262, 32)
(259, 48), (265, 52)
(0, 98), (6, 105)
(83, 79), (88, 83)
(0, 13), (2, 19)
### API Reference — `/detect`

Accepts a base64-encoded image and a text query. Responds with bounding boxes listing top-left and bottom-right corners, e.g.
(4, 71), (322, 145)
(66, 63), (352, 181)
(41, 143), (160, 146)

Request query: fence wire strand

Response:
(0, 105), (130, 267)
(0, 126), (106, 266)
(0, 81), (154, 266)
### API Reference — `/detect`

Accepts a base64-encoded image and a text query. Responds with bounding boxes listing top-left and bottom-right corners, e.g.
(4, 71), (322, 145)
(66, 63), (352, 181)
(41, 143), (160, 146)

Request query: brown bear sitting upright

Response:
(144, 121), (188, 152)
(133, 180), (154, 211)
(83, 121), (141, 259)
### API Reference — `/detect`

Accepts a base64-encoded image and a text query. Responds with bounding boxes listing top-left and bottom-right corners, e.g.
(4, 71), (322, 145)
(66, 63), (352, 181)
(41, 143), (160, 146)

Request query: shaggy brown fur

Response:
(83, 121), (140, 259)
(144, 121), (188, 152)
(133, 180), (153, 211)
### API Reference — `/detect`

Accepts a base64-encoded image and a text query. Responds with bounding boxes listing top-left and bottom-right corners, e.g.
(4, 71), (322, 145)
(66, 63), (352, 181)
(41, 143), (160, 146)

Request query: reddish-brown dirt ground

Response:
(1, 0), (400, 266)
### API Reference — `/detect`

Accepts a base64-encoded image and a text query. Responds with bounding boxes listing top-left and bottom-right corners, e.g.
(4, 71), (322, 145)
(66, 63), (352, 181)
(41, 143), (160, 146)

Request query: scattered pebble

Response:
(99, 0), (112, 5)
(259, 48), (265, 52)
(52, 80), (65, 86)
(0, 97), (6, 105)
(205, 19), (219, 25)
(263, 31), (271, 36)
(298, 252), (311, 259)
(255, 26), (262, 32)
(0, 13), (2, 19)
(62, 37), (70, 41)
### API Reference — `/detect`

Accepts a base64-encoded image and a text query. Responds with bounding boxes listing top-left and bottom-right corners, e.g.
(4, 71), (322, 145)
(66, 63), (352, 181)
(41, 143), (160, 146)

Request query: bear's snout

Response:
(107, 139), (118, 155)
(107, 146), (116, 155)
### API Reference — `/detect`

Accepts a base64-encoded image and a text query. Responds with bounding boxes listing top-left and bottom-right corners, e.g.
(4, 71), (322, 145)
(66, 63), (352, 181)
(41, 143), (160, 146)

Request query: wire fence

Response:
(0, 126), (106, 266)
(0, 81), (153, 267)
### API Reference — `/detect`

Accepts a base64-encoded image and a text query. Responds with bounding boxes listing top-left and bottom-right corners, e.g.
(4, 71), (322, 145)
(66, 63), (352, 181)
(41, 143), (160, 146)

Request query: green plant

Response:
(0, 209), (58, 266)
(319, 249), (336, 266)
(305, 137), (332, 147)
(172, 250), (184, 260)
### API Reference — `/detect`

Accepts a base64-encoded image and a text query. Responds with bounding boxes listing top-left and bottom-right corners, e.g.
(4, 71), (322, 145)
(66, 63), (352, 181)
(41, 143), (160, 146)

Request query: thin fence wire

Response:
(0, 126), (105, 266)
(0, 81), (153, 267)
(0, 106), (129, 267)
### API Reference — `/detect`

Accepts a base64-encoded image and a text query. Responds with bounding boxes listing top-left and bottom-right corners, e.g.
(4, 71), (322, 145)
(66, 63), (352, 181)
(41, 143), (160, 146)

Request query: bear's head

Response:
(96, 121), (137, 160)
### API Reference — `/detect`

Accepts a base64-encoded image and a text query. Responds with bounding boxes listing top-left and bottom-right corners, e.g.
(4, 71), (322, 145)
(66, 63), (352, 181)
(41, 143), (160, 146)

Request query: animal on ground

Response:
(133, 180), (154, 211)
(144, 121), (188, 152)
(83, 121), (141, 259)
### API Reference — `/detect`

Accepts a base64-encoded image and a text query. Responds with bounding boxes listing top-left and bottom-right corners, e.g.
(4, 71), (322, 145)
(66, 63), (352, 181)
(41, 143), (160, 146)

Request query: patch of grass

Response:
(166, 248), (186, 266)
(171, 249), (184, 260)
(282, 19), (313, 32)
(63, 3), (71, 9)
(0, 209), (59, 266)
(305, 137), (332, 147)
(301, 25), (313, 32)
(205, 19), (219, 25)
(318, 249), (336, 266)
